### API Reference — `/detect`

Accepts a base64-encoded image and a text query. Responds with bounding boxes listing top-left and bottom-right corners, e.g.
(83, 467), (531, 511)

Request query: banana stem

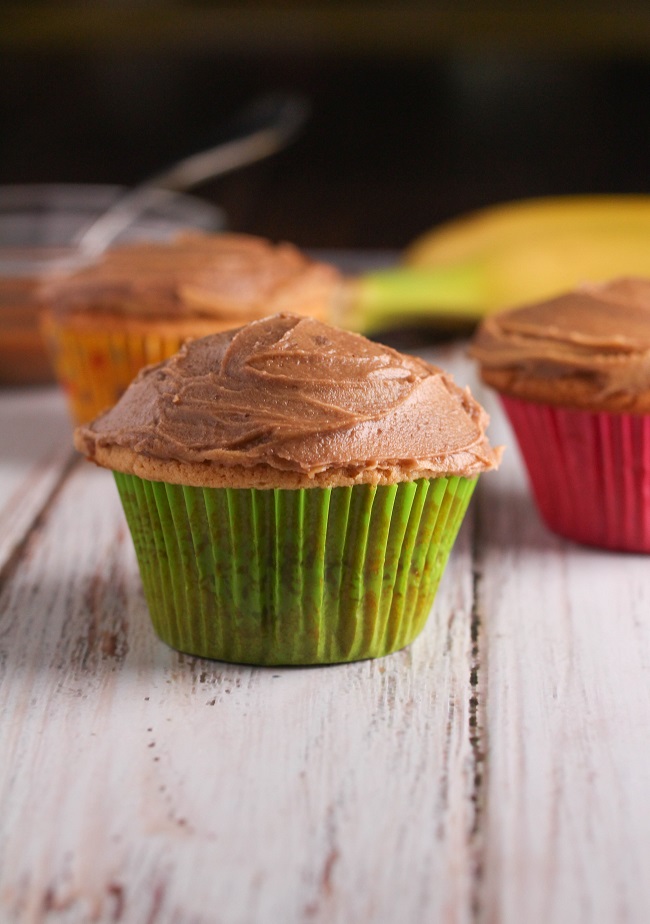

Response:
(342, 264), (487, 334)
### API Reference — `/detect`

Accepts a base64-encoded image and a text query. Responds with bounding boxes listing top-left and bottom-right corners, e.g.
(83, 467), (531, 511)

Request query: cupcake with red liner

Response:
(75, 313), (501, 666)
(470, 277), (650, 552)
(41, 232), (341, 424)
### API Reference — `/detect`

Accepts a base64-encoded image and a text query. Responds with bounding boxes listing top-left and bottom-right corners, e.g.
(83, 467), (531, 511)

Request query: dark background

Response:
(3, 2), (650, 251)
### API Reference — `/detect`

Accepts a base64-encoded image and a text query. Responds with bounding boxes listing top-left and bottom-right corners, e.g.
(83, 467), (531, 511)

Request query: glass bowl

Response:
(0, 184), (226, 385)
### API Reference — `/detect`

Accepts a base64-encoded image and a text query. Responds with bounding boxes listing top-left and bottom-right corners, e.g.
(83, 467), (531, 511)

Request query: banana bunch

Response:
(345, 196), (650, 333)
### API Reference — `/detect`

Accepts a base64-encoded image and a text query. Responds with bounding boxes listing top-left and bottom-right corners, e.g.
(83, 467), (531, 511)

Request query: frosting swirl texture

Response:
(76, 314), (500, 486)
(470, 277), (650, 411)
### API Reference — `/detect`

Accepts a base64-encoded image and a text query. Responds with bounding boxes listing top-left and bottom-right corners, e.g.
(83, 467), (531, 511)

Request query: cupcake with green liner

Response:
(74, 314), (501, 665)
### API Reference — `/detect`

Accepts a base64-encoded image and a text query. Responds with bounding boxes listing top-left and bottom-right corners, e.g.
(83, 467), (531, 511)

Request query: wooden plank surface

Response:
(2, 342), (650, 924)
(0, 351), (480, 924)
(474, 384), (650, 924)
(0, 387), (74, 572)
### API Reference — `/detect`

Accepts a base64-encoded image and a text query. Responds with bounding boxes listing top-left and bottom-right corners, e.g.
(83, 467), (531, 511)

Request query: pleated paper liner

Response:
(41, 317), (188, 424)
(114, 474), (477, 665)
(501, 395), (650, 552)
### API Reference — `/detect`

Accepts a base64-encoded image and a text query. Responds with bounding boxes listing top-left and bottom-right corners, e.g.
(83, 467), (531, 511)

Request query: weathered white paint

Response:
(1, 342), (650, 924)
(0, 370), (478, 924)
(474, 386), (650, 924)
(0, 387), (73, 570)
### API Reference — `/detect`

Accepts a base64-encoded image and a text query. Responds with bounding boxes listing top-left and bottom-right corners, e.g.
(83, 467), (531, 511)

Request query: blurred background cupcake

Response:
(75, 313), (501, 665)
(40, 232), (341, 423)
(470, 277), (650, 552)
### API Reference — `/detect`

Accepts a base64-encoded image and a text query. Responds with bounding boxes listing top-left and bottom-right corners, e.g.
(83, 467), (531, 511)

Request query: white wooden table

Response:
(2, 340), (650, 924)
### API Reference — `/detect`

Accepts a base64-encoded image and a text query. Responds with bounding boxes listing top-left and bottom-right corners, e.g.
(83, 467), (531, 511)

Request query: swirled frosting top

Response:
(42, 232), (340, 322)
(470, 277), (650, 407)
(75, 314), (500, 482)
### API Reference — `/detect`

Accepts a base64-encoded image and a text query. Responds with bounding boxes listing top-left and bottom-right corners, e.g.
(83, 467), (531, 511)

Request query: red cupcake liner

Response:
(500, 395), (650, 553)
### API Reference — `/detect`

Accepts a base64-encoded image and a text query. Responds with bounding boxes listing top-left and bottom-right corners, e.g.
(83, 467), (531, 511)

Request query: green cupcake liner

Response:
(114, 474), (477, 665)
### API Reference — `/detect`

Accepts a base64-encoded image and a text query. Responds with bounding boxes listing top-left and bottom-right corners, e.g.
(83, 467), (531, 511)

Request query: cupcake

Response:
(41, 232), (341, 424)
(74, 314), (501, 665)
(470, 277), (650, 552)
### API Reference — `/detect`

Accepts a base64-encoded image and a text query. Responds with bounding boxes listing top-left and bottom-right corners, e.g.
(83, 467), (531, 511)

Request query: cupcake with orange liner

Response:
(470, 277), (650, 552)
(74, 313), (501, 665)
(40, 232), (341, 424)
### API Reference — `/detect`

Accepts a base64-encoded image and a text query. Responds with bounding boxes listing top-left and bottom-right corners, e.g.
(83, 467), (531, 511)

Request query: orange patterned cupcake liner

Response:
(42, 315), (189, 424)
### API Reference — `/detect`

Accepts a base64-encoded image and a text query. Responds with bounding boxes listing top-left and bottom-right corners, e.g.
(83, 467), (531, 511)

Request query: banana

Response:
(346, 195), (650, 333)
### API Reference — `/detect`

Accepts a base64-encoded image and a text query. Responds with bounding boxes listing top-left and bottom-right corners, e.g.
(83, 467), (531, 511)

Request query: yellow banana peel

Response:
(346, 195), (650, 334)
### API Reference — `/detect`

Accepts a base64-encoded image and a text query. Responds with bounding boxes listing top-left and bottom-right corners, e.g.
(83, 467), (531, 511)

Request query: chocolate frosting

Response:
(42, 233), (340, 322)
(470, 277), (650, 404)
(76, 314), (500, 480)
